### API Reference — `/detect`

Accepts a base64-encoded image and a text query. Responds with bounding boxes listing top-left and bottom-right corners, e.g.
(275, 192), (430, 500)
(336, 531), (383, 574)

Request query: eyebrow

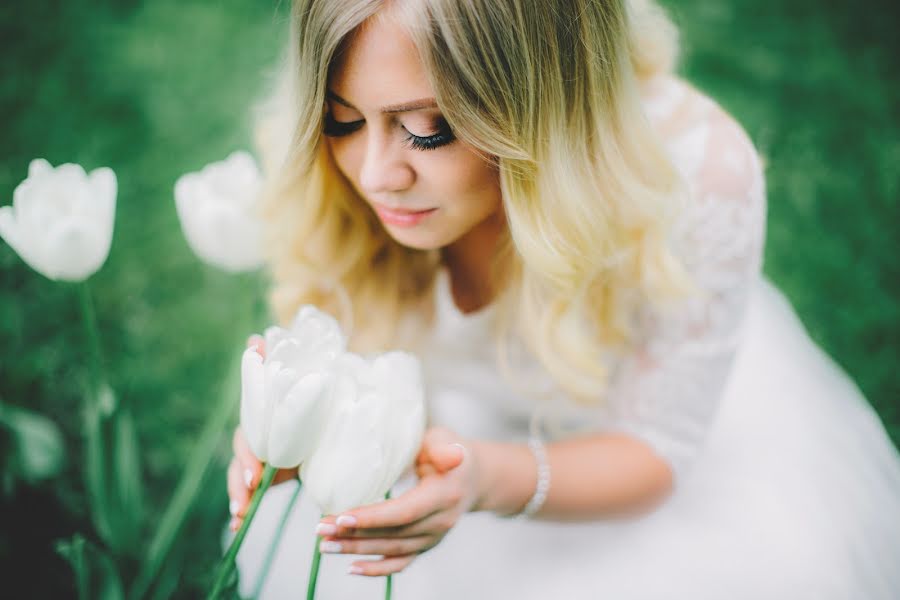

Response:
(326, 90), (438, 114)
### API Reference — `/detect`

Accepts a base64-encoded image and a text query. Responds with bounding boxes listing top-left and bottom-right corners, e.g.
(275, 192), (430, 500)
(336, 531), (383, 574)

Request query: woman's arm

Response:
(471, 432), (674, 521)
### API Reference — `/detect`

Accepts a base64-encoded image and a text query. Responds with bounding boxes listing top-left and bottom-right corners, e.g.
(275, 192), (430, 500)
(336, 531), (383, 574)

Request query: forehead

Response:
(328, 12), (434, 107)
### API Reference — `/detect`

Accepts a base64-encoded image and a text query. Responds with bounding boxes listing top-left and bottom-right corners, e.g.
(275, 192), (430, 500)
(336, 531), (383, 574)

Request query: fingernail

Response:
(348, 565), (363, 575)
(316, 523), (337, 536)
(229, 499), (240, 516)
(243, 469), (254, 488)
(336, 515), (357, 527)
(229, 517), (239, 532)
(319, 541), (342, 553)
(248, 334), (263, 347)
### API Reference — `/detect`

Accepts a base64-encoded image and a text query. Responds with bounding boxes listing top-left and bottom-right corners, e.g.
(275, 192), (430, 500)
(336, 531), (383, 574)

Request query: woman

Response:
(226, 0), (900, 597)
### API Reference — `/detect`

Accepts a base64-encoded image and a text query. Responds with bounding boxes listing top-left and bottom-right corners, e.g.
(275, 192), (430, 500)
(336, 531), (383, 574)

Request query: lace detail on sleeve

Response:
(606, 77), (768, 487)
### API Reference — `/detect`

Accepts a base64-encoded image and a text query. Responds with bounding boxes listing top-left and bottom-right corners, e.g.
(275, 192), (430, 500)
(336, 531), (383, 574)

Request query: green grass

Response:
(0, 0), (897, 597)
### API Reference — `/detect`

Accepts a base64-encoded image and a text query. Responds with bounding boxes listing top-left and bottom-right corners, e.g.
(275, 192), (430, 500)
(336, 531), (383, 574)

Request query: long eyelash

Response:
(323, 113), (363, 137)
(404, 128), (456, 151)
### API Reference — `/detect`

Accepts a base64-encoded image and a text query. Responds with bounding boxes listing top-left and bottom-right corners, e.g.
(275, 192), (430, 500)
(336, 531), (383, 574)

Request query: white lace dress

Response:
(232, 76), (900, 599)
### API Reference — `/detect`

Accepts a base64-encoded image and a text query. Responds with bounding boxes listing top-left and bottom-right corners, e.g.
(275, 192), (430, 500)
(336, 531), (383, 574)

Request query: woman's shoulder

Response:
(640, 74), (764, 200)
(638, 75), (768, 297)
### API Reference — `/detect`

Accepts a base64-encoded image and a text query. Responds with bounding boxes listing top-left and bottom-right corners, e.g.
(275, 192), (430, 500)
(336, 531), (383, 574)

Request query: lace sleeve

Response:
(606, 79), (768, 488)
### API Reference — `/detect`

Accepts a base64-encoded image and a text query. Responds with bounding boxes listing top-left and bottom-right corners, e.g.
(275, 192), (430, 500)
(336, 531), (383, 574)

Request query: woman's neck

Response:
(441, 209), (507, 314)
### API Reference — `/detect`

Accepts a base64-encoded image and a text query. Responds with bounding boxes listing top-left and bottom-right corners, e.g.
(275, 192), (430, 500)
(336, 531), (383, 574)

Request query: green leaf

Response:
(128, 349), (243, 600)
(83, 382), (145, 555)
(113, 407), (145, 543)
(84, 386), (114, 547)
(0, 402), (65, 482)
(55, 534), (125, 600)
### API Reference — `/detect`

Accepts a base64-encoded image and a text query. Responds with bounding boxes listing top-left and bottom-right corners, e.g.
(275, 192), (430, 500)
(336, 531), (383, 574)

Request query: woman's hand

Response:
(314, 426), (482, 577)
(226, 334), (299, 532)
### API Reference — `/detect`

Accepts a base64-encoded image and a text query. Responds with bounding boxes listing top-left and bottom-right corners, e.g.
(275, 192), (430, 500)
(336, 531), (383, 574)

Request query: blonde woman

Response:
(226, 0), (900, 597)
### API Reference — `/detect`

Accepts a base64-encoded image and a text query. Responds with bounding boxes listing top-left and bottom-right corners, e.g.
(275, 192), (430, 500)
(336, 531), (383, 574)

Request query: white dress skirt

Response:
(231, 76), (900, 598)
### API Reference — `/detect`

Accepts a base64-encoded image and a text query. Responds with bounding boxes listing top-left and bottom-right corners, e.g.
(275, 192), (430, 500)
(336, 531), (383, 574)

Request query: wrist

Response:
(467, 439), (539, 516)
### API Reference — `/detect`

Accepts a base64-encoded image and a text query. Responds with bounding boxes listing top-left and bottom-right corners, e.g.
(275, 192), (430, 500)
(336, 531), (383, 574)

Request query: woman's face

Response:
(324, 13), (503, 252)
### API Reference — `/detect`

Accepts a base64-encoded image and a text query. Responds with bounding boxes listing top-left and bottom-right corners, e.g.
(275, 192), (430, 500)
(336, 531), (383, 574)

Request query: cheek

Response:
(326, 138), (361, 182)
(436, 152), (502, 216)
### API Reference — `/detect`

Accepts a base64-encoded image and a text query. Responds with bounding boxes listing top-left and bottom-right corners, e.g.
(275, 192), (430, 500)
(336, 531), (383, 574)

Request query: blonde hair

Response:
(254, 0), (695, 405)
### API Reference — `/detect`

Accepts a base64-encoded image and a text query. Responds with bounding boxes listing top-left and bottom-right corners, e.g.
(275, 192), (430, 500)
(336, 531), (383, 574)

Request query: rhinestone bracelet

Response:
(511, 434), (551, 519)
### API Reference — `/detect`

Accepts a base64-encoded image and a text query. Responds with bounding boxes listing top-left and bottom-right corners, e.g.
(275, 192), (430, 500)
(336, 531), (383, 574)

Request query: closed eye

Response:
(323, 113), (364, 137)
(323, 113), (456, 151)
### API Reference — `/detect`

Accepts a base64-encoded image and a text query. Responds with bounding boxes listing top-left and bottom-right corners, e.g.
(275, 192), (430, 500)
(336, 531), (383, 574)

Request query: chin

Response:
(382, 225), (455, 251)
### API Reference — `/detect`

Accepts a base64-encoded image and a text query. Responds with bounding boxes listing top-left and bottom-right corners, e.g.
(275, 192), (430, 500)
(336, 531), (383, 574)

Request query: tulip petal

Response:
(4, 160), (116, 281)
(27, 158), (53, 179)
(302, 374), (391, 514)
(172, 153), (264, 272)
(43, 217), (108, 281)
(371, 352), (426, 493)
(240, 346), (268, 462)
(0, 202), (55, 279)
(266, 371), (332, 468)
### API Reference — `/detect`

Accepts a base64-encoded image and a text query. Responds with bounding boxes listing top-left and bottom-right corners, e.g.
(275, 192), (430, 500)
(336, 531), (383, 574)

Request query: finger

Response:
(416, 429), (466, 473)
(227, 458), (250, 526)
(319, 535), (435, 558)
(348, 554), (417, 577)
(433, 443), (466, 473)
(246, 334), (266, 357)
(325, 477), (455, 533)
(274, 468), (299, 485)
(232, 428), (263, 489)
(324, 508), (457, 539)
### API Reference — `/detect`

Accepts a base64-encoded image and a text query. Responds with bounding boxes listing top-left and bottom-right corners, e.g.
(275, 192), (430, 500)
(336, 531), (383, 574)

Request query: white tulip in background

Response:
(174, 150), (264, 272)
(240, 305), (347, 469)
(301, 350), (426, 515)
(0, 159), (117, 281)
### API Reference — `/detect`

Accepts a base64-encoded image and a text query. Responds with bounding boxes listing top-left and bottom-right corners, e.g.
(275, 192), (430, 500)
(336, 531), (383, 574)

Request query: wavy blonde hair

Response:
(254, 0), (695, 405)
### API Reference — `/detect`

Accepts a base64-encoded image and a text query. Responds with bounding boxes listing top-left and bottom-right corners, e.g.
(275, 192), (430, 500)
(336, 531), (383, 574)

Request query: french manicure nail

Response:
(348, 565), (363, 575)
(336, 515), (357, 528)
(229, 499), (240, 516)
(319, 541), (342, 553)
(316, 523), (337, 536)
(243, 469), (254, 488)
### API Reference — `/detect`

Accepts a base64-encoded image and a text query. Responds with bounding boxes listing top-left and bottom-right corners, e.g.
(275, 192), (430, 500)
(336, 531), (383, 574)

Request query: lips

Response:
(373, 203), (433, 215)
(372, 203), (437, 227)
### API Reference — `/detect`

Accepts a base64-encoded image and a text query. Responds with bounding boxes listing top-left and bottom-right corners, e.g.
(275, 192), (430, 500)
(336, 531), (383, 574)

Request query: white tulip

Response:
(174, 151), (264, 272)
(0, 159), (116, 281)
(301, 351), (426, 515)
(240, 305), (347, 469)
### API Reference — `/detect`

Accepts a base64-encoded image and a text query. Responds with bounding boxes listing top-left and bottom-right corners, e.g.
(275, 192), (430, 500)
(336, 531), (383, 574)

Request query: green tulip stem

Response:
(250, 476), (302, 598)
(208, 463), (278, 600)
(76, 281), (106, 401)
(306, 513), (326, 600)
(385, 489), (392, 600)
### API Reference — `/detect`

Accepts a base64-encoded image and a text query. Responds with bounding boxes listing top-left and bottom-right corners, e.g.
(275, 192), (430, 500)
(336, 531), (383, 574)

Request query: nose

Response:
(358, 132), (415, 195)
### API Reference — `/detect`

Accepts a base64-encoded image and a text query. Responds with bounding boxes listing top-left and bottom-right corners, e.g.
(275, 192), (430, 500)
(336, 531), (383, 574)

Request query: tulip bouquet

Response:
(210, 306), (426, 599)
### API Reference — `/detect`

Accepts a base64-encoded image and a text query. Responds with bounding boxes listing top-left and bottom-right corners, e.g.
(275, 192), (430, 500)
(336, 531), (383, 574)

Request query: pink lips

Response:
(373, 203), (438, 227)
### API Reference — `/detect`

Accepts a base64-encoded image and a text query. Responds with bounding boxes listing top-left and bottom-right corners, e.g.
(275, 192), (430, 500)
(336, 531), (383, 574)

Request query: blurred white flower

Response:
(301, 351), (426, 515)
(240, 305), (347, 469)
(0, 159), (116, 281)
(174, 150), (264, 272)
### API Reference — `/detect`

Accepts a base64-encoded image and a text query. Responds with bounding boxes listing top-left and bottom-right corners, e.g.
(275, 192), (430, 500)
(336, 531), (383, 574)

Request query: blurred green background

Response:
(0, 0), (897, 597)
